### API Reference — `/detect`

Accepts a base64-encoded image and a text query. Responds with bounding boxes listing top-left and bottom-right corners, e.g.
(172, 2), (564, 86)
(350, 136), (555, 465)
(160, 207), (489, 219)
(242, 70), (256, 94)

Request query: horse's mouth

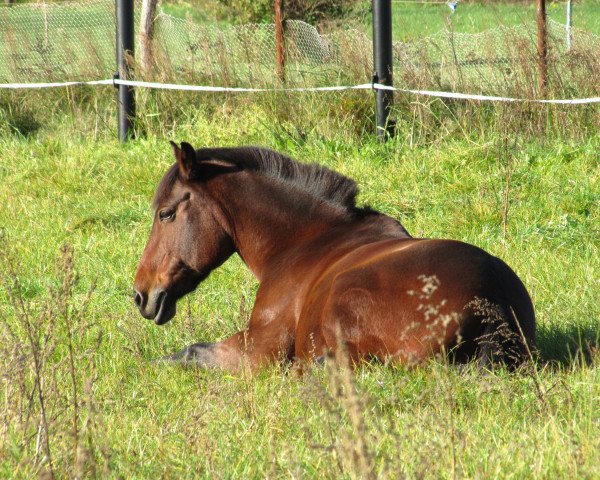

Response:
(154, 291), (177, 325)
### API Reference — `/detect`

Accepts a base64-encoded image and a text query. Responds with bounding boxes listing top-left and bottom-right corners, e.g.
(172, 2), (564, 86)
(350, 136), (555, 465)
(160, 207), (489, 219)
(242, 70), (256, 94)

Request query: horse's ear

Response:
(170, 141), (198, 181)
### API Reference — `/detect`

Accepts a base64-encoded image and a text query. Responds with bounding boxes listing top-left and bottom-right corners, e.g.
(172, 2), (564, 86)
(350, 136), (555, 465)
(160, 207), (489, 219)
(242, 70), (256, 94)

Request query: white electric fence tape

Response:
(0, 80), (115, 89)
(1, 79), (599, 105)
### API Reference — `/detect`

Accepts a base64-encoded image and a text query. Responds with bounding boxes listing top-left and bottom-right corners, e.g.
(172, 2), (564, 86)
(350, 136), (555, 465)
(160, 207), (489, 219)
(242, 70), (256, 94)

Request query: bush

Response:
(217, 0), (362, 25)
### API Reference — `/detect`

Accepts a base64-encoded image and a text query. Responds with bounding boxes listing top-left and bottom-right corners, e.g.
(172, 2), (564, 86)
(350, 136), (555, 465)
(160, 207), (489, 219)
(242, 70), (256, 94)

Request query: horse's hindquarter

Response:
(295, 239), (533, 364)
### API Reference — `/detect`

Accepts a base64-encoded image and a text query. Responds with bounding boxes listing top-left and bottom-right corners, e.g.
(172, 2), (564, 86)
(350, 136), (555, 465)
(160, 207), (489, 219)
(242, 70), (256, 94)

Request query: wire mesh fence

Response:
(1, 0), (599, 97)
(393, 17), (600, 96)
(0, 0), (117, 82)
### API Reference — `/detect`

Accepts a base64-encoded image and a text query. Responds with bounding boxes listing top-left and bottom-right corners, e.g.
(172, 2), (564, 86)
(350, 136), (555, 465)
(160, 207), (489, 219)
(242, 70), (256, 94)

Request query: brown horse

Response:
(133, 142), (535, 370)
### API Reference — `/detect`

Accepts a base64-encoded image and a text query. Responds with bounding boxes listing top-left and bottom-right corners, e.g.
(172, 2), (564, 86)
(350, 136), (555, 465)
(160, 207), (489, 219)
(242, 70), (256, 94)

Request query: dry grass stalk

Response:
(0, 234), (56, 479)
(468, 297), (527, 367)
(497, 136), (515, 237)
(322, 325), (376, 480)
(0, 236), (104, 478)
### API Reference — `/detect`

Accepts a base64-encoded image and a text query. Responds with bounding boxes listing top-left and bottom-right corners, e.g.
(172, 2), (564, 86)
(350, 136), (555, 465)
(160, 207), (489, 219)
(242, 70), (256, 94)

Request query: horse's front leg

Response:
(156, 325), (294, 371)
(157, 342), (221, 367)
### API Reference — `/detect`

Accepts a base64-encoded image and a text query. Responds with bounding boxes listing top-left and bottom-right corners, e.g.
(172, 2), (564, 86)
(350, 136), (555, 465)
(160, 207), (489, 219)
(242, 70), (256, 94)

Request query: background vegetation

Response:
(160, 0), (600, 38)
(0, 0), (599, 478)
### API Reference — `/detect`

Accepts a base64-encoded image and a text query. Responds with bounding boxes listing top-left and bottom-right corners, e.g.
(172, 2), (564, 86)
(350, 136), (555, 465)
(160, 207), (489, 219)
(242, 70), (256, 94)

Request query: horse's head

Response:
(133, 142), (236, 324)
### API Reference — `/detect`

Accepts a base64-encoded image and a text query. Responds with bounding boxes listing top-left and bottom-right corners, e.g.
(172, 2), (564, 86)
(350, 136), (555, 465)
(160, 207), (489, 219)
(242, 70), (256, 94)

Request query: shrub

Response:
(217, 0), (363, 25)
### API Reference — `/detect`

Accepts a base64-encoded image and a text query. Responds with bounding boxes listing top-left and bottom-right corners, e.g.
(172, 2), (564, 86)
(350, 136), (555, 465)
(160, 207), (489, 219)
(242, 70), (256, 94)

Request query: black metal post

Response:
(116, 0), (135, 142)
(372, 0), (394, 141)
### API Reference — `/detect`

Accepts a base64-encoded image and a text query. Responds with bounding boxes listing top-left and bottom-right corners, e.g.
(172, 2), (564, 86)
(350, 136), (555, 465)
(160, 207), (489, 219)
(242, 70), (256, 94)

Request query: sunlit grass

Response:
(0, 102), (598, 478)
(392, 0), (600, 40)
(0, 1), (599, 477)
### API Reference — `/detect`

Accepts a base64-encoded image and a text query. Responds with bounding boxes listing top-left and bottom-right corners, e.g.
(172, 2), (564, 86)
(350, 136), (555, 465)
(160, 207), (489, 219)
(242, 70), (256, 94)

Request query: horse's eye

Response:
(159, 209), (176, 222)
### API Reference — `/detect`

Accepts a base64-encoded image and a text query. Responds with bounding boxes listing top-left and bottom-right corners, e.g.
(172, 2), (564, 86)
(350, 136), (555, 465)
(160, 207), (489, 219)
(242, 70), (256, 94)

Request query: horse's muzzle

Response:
(133, 288), (176, 325)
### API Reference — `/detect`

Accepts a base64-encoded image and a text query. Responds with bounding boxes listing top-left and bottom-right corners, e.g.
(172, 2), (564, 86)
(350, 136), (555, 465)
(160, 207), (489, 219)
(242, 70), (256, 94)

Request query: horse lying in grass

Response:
(133, 142), (536, 370)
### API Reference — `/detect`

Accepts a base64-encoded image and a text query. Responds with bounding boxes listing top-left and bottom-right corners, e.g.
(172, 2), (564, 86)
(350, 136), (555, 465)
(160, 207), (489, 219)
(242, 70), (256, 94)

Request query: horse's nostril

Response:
(133, 290), (144, 308)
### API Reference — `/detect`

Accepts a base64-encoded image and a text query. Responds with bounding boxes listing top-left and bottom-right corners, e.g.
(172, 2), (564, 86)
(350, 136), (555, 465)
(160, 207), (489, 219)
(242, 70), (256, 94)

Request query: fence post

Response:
(566, 0), (572, 51)
(372, 0), (394, 141)
(116, 0), (135, 142)
(275, 0), (285, 83)
(140, 0), (158, 76)
(536, 0), (548, 95)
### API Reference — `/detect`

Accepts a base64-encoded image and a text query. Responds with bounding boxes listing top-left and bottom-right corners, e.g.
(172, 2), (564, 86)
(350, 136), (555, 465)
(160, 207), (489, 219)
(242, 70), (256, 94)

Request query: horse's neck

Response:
(208, 173), (351, 280)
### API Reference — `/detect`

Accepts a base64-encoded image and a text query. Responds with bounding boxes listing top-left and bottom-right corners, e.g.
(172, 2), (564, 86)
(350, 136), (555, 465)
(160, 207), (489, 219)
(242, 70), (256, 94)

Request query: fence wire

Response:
(0, 0), (599, 97)
(0, 0), (117, 82)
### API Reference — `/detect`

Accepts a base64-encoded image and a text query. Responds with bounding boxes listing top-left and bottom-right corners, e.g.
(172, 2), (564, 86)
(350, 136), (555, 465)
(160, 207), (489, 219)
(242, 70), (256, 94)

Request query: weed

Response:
(0, 237), (107, 478)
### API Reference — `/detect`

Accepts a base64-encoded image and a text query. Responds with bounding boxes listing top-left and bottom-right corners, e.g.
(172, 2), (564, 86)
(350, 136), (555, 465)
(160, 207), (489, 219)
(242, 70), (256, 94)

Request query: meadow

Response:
(1, 1), (599, 478)
(390, 0), (600, 40)
(1, 91), (599, 477)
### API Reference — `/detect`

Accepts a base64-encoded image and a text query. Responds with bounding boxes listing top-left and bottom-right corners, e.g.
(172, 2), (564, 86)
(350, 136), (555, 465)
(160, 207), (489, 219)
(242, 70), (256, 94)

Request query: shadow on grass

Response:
(2, 113), (41, 137)
(537, 321), (600, 367)
(1, 99), (41, 138)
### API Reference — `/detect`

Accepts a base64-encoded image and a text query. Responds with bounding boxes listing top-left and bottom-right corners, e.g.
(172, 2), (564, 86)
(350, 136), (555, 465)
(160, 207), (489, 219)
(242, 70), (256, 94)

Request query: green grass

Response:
(392, 0), (600, 40)
(0, 100), (598, 477)
(0, 2), (599, 478)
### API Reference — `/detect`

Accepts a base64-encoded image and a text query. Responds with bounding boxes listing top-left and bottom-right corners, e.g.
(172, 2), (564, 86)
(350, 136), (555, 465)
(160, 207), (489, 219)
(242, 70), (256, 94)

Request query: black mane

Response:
(154, 146), (361, 213)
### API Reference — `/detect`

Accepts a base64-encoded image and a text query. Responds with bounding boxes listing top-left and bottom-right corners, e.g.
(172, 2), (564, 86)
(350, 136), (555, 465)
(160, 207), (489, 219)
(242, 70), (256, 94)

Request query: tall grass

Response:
(1, 0), (599, 144)
(0, 240), (107, 479)
(2, 17), (599, 143)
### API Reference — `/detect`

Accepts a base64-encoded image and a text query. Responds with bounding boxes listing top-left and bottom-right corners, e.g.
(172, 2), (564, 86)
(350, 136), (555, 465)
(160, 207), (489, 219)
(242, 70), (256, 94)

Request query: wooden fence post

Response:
(566, 0), (572, 51)
(275, 0), (285, 83)
(536, 0), (548, 94)
(140, 0), (158, 76)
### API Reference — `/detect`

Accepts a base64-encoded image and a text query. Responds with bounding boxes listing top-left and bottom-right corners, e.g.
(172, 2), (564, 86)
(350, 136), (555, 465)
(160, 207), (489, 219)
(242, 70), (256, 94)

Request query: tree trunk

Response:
(140, 0), (158, 76)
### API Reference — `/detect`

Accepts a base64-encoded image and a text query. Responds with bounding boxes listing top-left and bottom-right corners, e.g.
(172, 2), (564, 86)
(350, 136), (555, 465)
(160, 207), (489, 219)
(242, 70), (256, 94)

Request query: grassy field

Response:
(0, 1), (599, 478)
(0, 95), (599, 477)
(391, 0), (600, 40)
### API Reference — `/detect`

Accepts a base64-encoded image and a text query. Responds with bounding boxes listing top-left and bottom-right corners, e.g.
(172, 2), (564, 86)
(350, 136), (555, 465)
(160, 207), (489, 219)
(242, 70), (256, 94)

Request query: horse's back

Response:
(295, 238), (535, 366)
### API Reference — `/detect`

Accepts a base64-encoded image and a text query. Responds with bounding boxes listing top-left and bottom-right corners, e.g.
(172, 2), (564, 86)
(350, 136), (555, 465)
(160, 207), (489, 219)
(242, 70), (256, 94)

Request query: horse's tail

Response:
(474, 256), (536, 369)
